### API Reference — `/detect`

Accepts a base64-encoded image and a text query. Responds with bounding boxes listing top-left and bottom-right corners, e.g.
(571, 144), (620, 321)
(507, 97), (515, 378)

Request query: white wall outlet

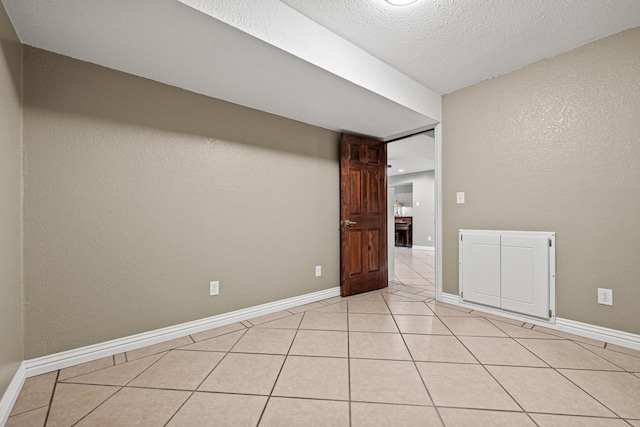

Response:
(456, 192), (465, 204)
(210, 281), (219, 296)
(415, 201), (420, 207)
(315, 265), (322, 277)
(428, 236), (432, 241)
(597, 288), (612, 306)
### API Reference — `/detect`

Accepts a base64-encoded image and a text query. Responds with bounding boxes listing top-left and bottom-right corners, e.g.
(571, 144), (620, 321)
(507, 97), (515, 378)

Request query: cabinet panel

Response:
(461, 233), (501, 308)
(501, 235), (549, 318)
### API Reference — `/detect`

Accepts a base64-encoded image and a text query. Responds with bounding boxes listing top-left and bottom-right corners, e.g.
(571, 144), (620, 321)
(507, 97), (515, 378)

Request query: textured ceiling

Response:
(280, 0), (640, 94)
(4, 0), (640, 139)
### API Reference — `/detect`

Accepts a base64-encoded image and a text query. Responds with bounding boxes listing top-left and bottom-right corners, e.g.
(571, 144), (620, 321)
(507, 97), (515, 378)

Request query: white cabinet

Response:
(459, 230), (555, 320)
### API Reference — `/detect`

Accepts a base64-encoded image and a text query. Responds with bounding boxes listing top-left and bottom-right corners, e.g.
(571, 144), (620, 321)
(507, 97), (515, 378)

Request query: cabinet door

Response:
(461, 233), (501, 308)
(501, 235), (550, 319)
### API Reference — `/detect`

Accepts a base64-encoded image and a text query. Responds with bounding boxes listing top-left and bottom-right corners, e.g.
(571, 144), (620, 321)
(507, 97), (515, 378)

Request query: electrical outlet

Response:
(456, 192), (465, 204)
(597, 288), (612, 306)
(210, 281), (219, 296)
(428, 236), (432, 241)
(315, 265), (322, 277)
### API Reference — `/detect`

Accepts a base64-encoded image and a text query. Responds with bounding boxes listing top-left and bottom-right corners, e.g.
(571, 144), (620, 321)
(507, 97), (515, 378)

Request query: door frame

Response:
(385, 124), (442, 301)
(434, 123), (443, 302)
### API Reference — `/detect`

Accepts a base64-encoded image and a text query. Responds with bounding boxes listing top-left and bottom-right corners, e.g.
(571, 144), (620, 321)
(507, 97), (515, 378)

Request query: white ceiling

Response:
(281, 0), (640, 94)
(4, 0), (640, 139)
(388, 132), (435, 177)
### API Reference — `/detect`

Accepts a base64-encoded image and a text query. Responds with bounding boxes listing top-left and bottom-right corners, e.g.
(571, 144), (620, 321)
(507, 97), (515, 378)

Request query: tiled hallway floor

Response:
(7, 248), (640, 426)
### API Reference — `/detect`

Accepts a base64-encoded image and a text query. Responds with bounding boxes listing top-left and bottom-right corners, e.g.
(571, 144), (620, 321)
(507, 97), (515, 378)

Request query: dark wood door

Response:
(340, 133), (388, 297)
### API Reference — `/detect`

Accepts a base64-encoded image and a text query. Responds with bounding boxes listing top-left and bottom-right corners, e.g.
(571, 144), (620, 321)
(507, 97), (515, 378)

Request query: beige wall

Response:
(442, 27), (640, 334)
(23, 47), (340, 358)
(0, 1), (23, 395)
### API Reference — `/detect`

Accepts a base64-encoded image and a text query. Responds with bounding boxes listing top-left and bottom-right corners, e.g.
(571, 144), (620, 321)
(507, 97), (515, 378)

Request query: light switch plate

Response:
(456, 192), (465, 204)
(210, 281), (219, 296)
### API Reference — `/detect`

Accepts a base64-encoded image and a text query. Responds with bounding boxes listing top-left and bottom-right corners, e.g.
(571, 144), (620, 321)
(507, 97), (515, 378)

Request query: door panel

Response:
(366, 228), (381, 273)
(340, 134), (388, 296)
(349, 170), (362, 215)
(348, 230), (363, 276)
(501, 235), (549, 318)
(365, 170), (382, 214)
(461, 233), (501, 308)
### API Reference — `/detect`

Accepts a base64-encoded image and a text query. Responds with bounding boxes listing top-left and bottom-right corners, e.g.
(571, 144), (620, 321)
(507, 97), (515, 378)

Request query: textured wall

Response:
(0, 1), (23, 395)
(442, 27), (640, 334)
(23, 47), (340, 358)
(389, 171), (435, 247)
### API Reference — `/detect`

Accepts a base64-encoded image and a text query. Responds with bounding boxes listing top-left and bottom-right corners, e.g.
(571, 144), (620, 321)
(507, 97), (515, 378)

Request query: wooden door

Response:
(340, 133), (388, 296)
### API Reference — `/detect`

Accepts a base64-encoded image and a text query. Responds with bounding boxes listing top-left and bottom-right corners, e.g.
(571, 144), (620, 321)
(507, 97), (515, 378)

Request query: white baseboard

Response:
(554, 318), (640, 351)
(0, 286), (339, 422)
(440, 293), (640, 350)
(410, 245), (435, 251)
(0, 362), (26, 426)
(440, 293), (556, 325)
(22, 286), (340, 379)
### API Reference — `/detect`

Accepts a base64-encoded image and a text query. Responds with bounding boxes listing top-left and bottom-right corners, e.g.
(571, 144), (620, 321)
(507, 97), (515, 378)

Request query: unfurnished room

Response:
(1, 0), (640, 426)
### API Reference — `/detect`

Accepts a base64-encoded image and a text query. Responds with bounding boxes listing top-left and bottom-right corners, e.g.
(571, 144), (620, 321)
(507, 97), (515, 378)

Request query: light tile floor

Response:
(7, 248), (640, 426)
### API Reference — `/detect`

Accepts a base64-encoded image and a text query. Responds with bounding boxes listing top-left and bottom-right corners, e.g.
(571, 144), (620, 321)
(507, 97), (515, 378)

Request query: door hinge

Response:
(460, 234), (463, 241)
(460, 291), (464, 300)
(549, 309), (553, 318)
(548, 238), (552, 247)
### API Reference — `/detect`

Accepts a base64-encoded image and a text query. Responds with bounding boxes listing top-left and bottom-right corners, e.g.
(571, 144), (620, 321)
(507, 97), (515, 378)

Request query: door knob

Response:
(342, 220), (357, 226)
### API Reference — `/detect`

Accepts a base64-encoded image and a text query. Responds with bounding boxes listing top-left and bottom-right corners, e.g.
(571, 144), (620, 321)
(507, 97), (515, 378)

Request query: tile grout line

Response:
(347, 297), (352, 427)
(450, 299), (631, 422)
(68, 386), (123, 426)
(13, 250), (639, 425)
(485, 317), (564, 340)
(575, 341), (635, 373)
(382, 289), (446, 427)
(162, 391), (195, 427)
(122, 349), (172, 388)
(254, 309), (305, 426)
(42, 370), (60, 427)
(553, 366), (628, 420)
(56, 354), (116, 384)
(67, 346), (178, 425)
(188, 328), (246, 392)
(430, 295), (539, 421)
(484, 323), (554, 369)
(57, 350), (173, 384)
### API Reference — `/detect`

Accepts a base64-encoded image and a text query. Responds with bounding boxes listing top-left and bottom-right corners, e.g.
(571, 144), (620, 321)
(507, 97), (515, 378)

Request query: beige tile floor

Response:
(7, 248), (640, 426)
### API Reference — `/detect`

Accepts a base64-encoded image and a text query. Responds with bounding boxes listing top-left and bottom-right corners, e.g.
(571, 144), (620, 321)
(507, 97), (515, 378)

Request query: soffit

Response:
(3, 0), (440, 140)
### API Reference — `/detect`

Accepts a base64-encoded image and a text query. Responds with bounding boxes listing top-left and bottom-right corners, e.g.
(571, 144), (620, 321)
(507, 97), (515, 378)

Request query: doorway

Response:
(386, 128), (440, 298)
